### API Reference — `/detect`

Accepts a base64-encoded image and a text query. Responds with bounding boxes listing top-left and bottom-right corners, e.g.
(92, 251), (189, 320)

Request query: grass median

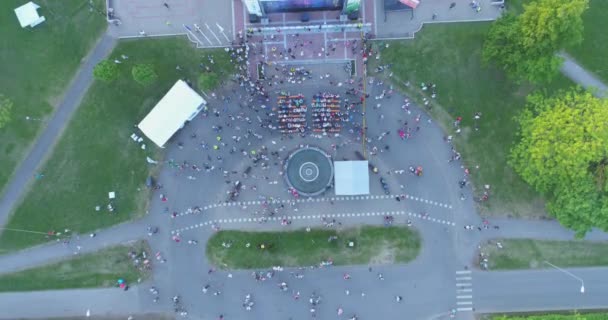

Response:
(0, 240), (151, 292)
(0, 0), (107, 191)
(376, 22), (573, 218)
(486, 312), (608, 320)
(478, 239), (608, 270)
(206, 226), (421, 269)
(0, 37), (234, 253)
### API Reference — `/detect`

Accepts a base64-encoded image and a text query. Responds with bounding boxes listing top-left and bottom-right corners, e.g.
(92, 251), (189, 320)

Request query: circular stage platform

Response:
(285, 147), (333, 196)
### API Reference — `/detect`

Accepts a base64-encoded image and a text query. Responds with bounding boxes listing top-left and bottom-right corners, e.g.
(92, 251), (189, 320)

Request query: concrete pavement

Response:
(0, 288), (152, 320)
(559, 52), (608, 98)
(474, 267), (608, 313)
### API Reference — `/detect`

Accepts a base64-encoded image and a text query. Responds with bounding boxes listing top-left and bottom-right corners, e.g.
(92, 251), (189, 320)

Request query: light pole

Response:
(543, 261), (585, 293)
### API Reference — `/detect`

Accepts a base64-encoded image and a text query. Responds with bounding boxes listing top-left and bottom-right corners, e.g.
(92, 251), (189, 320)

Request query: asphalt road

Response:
(474, 267), (608, 313)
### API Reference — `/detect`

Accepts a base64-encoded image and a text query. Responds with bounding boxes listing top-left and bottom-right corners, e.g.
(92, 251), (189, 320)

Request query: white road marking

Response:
(457, 301), (473, 305)
(456, 295), (472, 299)
(456, 270), (471, 274)
(456, 283), (472, 287)
(457, 307), (473, 312)
(457, 289), (473, 293)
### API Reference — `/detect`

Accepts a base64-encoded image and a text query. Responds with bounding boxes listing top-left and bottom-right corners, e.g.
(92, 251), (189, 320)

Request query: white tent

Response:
(14, 2), (45, 28)
(334, 161), (370, 195)
(138, 80), (205, 148)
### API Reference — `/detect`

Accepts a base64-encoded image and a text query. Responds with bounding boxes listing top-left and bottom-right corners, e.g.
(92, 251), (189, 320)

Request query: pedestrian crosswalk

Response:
(455, 270), (474, 312)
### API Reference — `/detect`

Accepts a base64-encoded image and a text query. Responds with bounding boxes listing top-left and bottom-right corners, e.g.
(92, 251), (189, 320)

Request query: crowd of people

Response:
(134, 21), (493, 319)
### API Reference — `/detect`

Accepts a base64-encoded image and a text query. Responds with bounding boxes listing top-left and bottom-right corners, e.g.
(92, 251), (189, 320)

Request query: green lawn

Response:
(478, 239), (608, 270)
(567, 0), (608, 83)
(207, 226), (421, 269)
(0, 0), (107, 192)
(0, 37), (234, 253)
(0, 241), (150, 291)
(377, 23), (573, 218)
(488, 312), (608, 320)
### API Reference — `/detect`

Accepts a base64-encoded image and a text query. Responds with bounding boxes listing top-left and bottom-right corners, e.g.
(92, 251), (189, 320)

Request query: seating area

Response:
(311, 93), (342, 134)
(277, 92), (307, 134)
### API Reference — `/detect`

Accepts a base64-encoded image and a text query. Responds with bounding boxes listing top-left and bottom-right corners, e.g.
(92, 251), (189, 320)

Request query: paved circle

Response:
(285, 147), (333, 196)
(299, 162), (320, 182)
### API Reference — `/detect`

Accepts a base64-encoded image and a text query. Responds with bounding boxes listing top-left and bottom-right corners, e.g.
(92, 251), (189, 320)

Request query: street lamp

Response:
(543, 261), (585, 293)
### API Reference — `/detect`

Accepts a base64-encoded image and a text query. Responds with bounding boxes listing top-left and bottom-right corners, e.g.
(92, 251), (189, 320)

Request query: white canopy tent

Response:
(14, 2), (45, 28)
(334, 161), (370, 195)
(138, 80), (205, 148)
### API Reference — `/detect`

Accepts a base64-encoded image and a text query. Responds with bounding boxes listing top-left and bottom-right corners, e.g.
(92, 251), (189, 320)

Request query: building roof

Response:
(14, 2), (45, 28)
(138, 80), (205, 147)
(334, 161), (370, 195)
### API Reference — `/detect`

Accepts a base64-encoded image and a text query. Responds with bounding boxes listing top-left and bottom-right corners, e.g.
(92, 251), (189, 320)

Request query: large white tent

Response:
(334, 161), (370, 195)
(14, 2), (45, 28)
(138, 80), (205, 148)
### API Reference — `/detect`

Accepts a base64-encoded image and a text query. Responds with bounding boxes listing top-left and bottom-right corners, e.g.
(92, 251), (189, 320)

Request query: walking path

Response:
(559, 52), (607, 98)
(0, 219), (147, 275)
(0, 288), (150, 320)
(0, 32), (116, 230)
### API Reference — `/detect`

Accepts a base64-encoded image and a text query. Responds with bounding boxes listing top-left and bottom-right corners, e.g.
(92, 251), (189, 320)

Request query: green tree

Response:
(198, 73), (219, 91)
(483, 0), (588, 83)
(131, 63), (158, 86)
(93, 59), (119, 82)
(0, 94), (13, 129)
(510, 90), (608, 235)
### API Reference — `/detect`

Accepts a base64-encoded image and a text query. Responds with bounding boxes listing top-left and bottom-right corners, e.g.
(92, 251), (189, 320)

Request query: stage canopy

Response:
(138, 80), (205, 148)
(334, 161), (370, 195)
(14, 2), (45, 28)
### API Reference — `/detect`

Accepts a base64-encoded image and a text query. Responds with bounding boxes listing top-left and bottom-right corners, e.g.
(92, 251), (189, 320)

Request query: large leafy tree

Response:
(483, 0), (588, 83)
(93, 59), (119, 82)
(0, 94), (13, 129)
(510, 90), (608, 235)
(132, 63), (158, 86)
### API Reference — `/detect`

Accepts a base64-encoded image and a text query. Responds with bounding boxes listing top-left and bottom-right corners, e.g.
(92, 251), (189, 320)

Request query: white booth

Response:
(334, 160), (370, 195)
(138, 80), (206, 148)
(14, 2), (46, 28)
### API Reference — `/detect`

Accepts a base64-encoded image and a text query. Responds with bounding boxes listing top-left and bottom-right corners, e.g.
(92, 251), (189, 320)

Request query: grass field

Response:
(0, 0), (107, 192)
(478, 239), (608, 270)
(0, 38), (234, 253)
(206, 226), (421, 269)
(488, 312), (608, 320)
(567, 0), (608, 83)
(377, 23), (573, 218)
(0, 241), (150, 291)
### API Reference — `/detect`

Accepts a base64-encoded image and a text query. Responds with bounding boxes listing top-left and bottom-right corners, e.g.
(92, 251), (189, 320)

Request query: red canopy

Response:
(399, 0), (420, 9)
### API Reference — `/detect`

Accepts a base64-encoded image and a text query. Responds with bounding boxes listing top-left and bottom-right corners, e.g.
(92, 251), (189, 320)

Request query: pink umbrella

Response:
(399, 0), (420, 9)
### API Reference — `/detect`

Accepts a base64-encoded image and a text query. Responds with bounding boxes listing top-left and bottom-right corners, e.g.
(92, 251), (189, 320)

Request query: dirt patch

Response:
(369, 243), (396, 265)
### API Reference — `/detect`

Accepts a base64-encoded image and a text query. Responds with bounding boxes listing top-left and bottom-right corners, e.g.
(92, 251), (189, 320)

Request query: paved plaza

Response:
(1, 1), (608, 320)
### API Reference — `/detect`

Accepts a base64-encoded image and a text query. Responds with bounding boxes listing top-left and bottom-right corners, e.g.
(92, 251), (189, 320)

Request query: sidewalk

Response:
(0, 32), (116, 232)
(559, 52), (607, 98)
(0, 288), (148, 319)
(0, 219), (147, 275)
